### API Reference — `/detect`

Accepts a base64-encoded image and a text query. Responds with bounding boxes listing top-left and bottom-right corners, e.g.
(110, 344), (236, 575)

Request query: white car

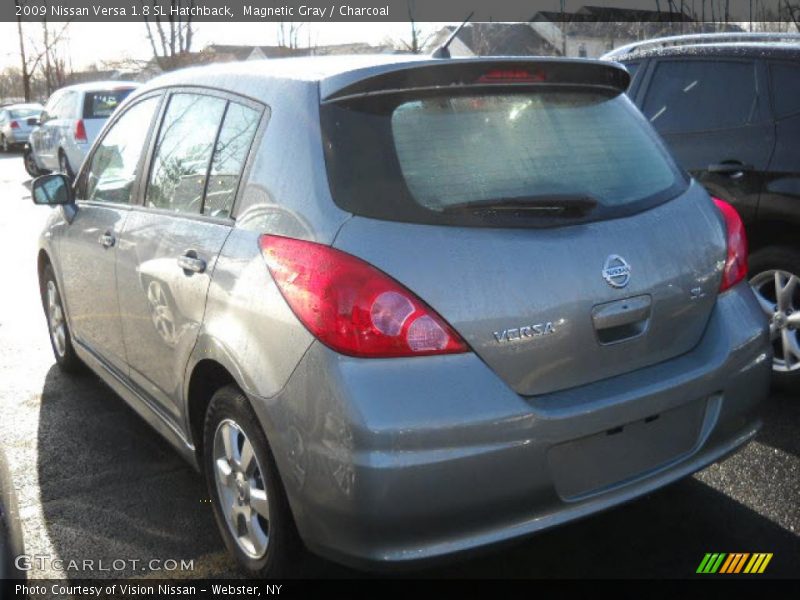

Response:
(25, 81), (139, 178)
(0, 103), (43, 152)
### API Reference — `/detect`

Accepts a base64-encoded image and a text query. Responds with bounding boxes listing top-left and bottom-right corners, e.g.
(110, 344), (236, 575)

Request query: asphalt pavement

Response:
(0, 152), (797, 580)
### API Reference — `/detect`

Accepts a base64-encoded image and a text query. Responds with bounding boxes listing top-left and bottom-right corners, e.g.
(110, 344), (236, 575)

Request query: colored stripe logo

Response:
(696, 553), (773, 574)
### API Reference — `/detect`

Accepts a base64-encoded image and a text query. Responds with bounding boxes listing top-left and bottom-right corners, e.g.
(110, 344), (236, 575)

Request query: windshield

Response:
(321, 90), (685, 227)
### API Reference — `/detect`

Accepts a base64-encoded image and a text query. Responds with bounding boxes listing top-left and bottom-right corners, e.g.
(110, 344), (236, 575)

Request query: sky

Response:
(0, 22), (443, 71)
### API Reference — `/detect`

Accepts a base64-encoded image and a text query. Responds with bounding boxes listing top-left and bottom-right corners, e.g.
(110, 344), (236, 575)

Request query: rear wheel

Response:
(749, 246), (800, 390)
(203, 385), (303, 576)
(41, 264), (83, 373)
(0, 135), (8, 153)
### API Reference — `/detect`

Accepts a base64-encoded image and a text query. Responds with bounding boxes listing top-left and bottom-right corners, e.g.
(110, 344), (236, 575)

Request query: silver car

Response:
(31, 56), (771, 575)
(0, 103), (42, 152)
(26, 81), (138, 178)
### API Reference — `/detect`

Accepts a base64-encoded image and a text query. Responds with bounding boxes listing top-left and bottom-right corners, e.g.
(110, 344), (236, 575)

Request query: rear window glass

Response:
(83, 89), (134, 119)
(9, 108), (40, 119)
(770, 63), (800, 119)
(321, 91), (683, 227)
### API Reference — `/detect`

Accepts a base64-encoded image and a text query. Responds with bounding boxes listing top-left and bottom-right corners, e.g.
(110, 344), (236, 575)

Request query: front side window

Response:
(642, 60), (758, 133)
(84, 96), (160, 204)
(146, 93), (227, 214)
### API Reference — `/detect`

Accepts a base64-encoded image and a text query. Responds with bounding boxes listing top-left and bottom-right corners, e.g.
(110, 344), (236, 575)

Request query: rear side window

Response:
(146, 93), (227, 214)
(770, 63), (800, 119)
(321, 90), (683, 227)
(642, 60), (758, 133)
(204, 101), (260, 217)
(83, 89), (134, 119)
(146, 93), (260, 217)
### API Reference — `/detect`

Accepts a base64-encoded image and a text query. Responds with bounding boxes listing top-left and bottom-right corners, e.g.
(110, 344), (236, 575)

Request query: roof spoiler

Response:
(321, 59), (630, 103)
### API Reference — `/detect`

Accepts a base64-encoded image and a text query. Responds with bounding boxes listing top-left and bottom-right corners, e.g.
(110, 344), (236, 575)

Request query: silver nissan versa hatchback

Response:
(31, 55), (771, 575)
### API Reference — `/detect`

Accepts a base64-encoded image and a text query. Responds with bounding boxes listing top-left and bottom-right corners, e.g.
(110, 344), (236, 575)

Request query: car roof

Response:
(614, 42), (800, 62)
(141, 54), (626, 102)
(53, 81), (141, 93)
(2, 103), (43, 111)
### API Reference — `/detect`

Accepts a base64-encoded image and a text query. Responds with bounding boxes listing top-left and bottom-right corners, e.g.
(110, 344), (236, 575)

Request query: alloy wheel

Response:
(750, 269), (800, 372)
(46, 280), (67, 358)
(212, 419), (271, 560)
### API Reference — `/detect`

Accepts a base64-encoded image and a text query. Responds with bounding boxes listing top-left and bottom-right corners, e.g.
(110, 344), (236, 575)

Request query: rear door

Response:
(635, 57), (774, 224)
(59, 93), (163, 373)
(321, 62), (725, 396)
(116, 90), (262, 420)
(32, 91), (64, 169)
(760, 60), (800, 225)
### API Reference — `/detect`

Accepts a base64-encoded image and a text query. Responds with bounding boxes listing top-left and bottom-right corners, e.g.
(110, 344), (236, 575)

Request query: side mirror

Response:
(31, 173), (74, 206)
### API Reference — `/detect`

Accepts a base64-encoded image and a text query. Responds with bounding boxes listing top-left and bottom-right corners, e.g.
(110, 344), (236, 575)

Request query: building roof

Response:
(436, 22), (559, 56)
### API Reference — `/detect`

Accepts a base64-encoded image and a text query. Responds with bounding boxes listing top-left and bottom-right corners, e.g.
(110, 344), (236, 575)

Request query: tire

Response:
(0, 135), (8, 153)
(749, 245), (800, 391)
(40, 264), (83, 373)
(23, 147), (41, 178)
(204, 385), (303, 577)
(58, 151), (74, 181)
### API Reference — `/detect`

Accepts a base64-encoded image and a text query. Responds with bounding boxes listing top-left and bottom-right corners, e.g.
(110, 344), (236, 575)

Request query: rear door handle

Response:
(707, 162), (753, 178)
(99, 232), (115, 248)
(177, 252), (206, 274)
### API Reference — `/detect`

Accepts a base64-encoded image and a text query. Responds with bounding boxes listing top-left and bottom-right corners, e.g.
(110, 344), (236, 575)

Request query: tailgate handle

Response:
(592, 295), (651, 344)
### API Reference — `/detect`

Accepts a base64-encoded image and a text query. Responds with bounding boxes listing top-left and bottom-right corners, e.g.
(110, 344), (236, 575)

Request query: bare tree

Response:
(14, 0), (31, 101)
(786, 0), (800, 29)
(397, 0), (435, 53)
(277, 21), (305, 49)
(142, 0), (195, 71)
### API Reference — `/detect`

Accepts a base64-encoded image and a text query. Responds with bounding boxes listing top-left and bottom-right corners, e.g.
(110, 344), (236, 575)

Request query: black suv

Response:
(608, 33), (800, 389)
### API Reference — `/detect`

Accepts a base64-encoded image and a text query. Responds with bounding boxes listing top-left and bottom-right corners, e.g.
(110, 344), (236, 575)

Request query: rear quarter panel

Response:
(188, 79), (350, 405)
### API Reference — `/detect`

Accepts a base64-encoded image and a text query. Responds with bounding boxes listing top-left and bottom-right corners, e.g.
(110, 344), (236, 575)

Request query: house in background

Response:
(425, 22), (561, 57)
(532, 7), (742, 58)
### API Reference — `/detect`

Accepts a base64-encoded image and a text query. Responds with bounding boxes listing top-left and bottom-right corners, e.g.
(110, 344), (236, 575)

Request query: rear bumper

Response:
(248, 282), (771, 569)
(3, 130), (29, 145)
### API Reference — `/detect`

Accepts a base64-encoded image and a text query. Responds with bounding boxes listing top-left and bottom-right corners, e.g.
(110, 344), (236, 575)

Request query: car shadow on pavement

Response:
(37, 364), (799, 579)
(36, 364), (238, 579)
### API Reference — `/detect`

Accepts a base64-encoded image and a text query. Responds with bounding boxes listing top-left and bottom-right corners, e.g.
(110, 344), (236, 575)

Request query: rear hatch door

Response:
(321, 59), (726, 396)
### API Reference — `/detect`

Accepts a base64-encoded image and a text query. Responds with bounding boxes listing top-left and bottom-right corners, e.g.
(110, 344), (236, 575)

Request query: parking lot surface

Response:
(0, 153), (797, 579)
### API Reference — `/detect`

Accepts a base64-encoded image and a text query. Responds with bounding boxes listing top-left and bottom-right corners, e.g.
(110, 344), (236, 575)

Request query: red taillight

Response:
(477, 68), (546, 84)
(713, 197), (748, 292)
(258, 235), (469, 358)
(9, 120), (19, 129)
(74, 119), (87, 142)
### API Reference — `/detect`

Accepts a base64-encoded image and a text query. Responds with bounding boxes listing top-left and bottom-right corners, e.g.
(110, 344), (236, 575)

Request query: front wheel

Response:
(749, 246), (800, 391)
(203, 385), (303, 576)
(40, 264), (83, 373)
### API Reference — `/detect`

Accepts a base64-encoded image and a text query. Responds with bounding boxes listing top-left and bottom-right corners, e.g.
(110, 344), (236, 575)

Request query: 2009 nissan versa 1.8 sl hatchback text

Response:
(32, 55), (771, 575)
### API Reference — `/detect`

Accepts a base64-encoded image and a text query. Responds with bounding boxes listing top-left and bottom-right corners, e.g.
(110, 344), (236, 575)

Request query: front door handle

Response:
(177, 252), (206, 274)
(99, 232), (115, 248)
